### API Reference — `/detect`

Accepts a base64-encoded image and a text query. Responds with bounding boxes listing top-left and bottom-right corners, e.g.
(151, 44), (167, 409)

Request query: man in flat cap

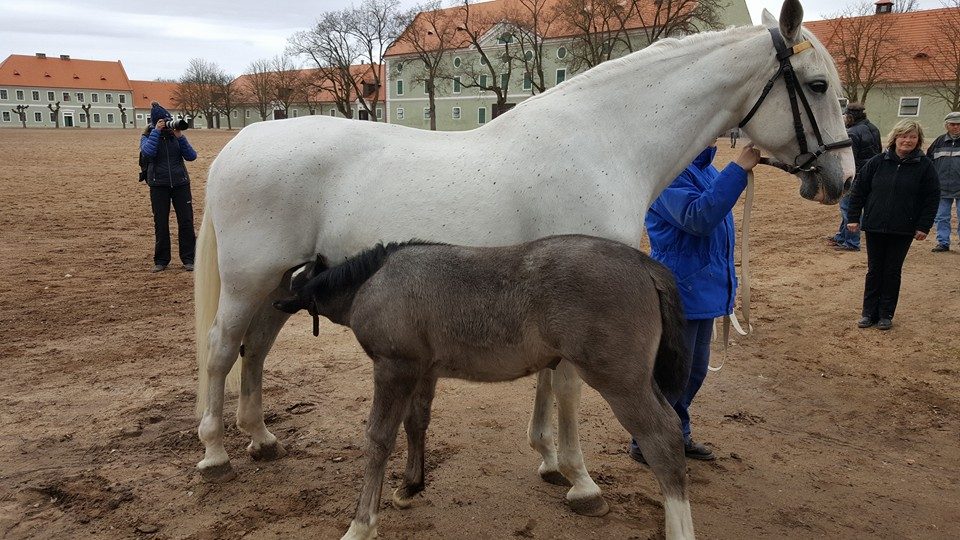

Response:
(927, 112), (960, 252)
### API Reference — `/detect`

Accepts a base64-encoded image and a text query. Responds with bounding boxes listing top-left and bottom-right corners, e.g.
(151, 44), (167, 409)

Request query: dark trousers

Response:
(149, 184), (195, 266)
(862, 232), (913, 321)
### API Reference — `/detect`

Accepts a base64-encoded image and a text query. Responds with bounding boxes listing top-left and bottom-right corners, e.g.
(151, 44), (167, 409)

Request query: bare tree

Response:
(506, 0), (562, 95)
(915, 0), (960, 111)
(347, 0), (403, 120)
(175, 58), (222, 128)
(822, 2), (900, 103)
(271, 54), (306, 120)
(81, 103), (92, 128)
(629, 0), (725, 45)
(456, 0), (517, 118)
(47, 102), (60, 128)
(892, 0), (920, 11)
(395, 1), (459, 128)
(11, 104), (28, 128)
(212, 72), (242, 129)
(554, 0), (634, 71)
(298, 70), (324, 115)
(244, 58), (277, 121)
(117, 103), (128, 128)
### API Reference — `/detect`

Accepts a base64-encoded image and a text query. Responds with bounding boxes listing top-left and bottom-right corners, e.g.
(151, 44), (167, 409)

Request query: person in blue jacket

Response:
(140, 102), (197, 273)
(629, 141), (760, 463)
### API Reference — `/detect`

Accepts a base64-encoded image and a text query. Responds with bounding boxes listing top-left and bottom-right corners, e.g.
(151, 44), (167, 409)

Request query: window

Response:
(0, 89), (7, 100)
(556, 69), (566, 84)
(898, 97), (920, 117)
(62, 92), (70, 101)
(838, 97), (848, 109)
(453, 56), (462, 68)
(47, 91), (55, 101)
(453, 76), (461, 94)
(76, 92), (84, 102)
(49, 112), (56, 121)
(16, 90), (24, 100)
(1, 111), (9, 122)
(423, 107), (431, 119)
(91, 93), (99, 103)
(79, 113), (86, 122)
(292, 109), (299, 117)
(119, 94), (125, 104)
(497, 32), (514, 44)
(93, 113), (101, 123)
(396, 107), (404, 120)
(34, 112), (42, 122)
(107, 113), (114, 123)
(479, 74), (488, 89)
(478, 107), (486, 125)
(232, 110), (238, 117)
(557, 46), (567, 59)
(245, 110), (250, 118)
(452, 106), (461, 120)
(500, 73), (509, 90)
(329, 109), (336, 117)
(396, 80), (404, 96)
(395, 61), (404, 73)
(376, 107), (382, 119)
(106, 93), (113, 103)
(424, 80), (430, 95)
(136, 113), (143, 120)
(32, 90), (39, 100)
(523, 73), (532, 91)
(480, 56), (488, 66)
(524, 50), (534, 61)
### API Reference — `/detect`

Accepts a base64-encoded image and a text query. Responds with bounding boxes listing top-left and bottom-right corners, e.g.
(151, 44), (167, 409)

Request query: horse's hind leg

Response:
(528, 369), (568, 486)
(393, 374), (437, 509)
(236, 291), (291, 461)
(553, 361), (607, 516)
(343, 358), (418, 540)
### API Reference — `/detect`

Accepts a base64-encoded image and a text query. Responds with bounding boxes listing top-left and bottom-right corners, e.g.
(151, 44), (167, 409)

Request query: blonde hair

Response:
(886, 119), (924, 150)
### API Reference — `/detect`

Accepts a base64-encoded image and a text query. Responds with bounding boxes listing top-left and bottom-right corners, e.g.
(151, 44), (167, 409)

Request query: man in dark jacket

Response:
(828, 103), (881, 251)
(140, 102), (198, 272)
(927, 111), (960, 252)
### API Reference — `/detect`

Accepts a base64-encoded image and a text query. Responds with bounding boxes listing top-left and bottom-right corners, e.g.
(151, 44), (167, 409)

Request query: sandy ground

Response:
(0, 128), (957, 540)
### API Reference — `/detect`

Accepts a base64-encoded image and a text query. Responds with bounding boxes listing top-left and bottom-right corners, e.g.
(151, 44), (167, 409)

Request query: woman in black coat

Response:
(847, 119), (940, 330)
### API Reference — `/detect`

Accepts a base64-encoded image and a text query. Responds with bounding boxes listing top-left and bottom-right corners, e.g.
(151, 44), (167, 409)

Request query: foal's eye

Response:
(808, 80), (828, 94)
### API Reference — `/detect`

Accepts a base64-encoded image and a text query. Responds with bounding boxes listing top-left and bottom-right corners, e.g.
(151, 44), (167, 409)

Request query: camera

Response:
(161, 117), (189, 131)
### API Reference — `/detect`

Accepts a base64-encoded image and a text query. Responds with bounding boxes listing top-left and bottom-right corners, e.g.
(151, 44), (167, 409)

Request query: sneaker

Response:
(833, 244), (860, 252)
(857, 316), (876, 328)
(151, 264), (167, 273)
(932, 244), (949, 252)
(627, 445), (648, 465)
(684, 440), (716, 461)
(183, 263), (194, 271)
(877, 318), (893, 331)
(824, 236), (840, 246)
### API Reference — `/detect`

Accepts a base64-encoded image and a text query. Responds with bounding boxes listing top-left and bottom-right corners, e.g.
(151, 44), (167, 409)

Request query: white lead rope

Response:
(710, 169), (754, 372)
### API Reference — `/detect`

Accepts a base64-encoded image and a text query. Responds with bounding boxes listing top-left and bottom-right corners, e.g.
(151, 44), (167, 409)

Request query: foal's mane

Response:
(305, 239), (444, 295)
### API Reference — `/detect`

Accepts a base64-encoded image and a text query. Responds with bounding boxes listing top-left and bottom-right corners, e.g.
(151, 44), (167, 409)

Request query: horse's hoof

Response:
(568, 494), (609, 517)
(539, 469), (572, 487)
(199, 461), (237, 483)
(391, 485), (423, 509)
(249, 441), (287, 461)
(341, 520), (377, 540)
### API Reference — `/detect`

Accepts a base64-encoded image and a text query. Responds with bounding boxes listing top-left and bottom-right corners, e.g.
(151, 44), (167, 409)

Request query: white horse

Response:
(195, 0), (852, 535)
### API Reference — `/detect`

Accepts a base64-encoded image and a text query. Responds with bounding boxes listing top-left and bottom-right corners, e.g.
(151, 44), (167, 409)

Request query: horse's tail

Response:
(649, 263), (691, 404)
(194, 208), (241, 418)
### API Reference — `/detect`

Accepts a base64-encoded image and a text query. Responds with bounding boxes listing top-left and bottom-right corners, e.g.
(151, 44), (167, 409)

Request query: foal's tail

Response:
(649, 265), (691, 404)
(194, 209), (240, 418)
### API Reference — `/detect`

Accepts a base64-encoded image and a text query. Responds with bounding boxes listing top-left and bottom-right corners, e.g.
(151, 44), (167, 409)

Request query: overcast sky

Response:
(0, 0), (945, 81)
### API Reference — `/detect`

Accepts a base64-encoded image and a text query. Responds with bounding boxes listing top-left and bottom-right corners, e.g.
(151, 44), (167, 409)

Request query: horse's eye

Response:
(808, 80), (828, 94)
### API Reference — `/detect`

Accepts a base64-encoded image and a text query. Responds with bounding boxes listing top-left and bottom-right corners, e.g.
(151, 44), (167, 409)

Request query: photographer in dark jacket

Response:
(140, 102), (197, 273)
(828, 103), (881, 251)
(847, 119), (940, 330)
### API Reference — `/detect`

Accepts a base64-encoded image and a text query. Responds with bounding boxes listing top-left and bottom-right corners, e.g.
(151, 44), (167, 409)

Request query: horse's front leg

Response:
(236, 296), (290, 461)
(554, 361), (608, 516)
(528, 369), (569, 486)
(343, 358), (417, 540)
(393, 374), (438, 509)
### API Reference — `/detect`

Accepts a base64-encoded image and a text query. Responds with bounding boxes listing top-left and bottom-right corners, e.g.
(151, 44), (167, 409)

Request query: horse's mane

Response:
(303, 239), (444, 298)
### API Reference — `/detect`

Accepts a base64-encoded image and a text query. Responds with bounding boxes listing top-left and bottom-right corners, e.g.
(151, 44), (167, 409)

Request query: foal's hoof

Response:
(539, 469), (572, 487)
(199, 461), (237, 483)
(392, 484), (424, 509)
(567, 494), (610, 517)
(249, 441), (287, 461)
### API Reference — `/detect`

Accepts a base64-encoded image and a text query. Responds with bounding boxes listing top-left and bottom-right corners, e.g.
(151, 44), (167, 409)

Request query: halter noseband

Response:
(738, 28), (852, 174)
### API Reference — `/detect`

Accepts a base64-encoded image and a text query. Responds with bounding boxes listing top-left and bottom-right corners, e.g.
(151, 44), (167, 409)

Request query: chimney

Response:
(36, 52), (46, 59)
(60, 54), (71, 60)
(875, 0), (893, 14)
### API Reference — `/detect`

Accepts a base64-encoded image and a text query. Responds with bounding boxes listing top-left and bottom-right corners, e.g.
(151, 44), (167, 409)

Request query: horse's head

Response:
(740, 0), (855, 204)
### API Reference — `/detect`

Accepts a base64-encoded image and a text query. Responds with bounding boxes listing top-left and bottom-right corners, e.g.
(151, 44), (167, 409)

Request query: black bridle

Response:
(739, 28), (852, 174)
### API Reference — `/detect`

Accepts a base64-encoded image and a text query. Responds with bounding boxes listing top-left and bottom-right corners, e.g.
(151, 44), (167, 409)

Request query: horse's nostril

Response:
(843, 177), (852, 191)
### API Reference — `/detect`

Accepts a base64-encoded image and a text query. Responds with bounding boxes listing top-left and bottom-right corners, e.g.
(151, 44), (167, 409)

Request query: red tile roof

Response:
(130, 80), (179, 109)
(0, 54), (131, 90)
(232, 64), (386, 104)
(805, 7), (959, 85)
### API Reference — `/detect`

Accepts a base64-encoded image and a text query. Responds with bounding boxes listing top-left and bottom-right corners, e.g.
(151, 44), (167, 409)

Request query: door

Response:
(63, 112), (74, 127)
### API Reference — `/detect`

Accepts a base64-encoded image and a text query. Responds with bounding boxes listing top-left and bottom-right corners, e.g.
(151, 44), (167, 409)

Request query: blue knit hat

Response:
(150, 101), (172, 125)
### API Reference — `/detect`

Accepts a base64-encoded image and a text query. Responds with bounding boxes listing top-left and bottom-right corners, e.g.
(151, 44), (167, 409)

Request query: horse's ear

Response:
(779, 0), (804, 43)
(761, 8), (778, 28)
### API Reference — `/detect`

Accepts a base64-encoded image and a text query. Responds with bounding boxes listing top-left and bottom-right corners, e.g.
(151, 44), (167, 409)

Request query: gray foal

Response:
(275, 234), (696, 540)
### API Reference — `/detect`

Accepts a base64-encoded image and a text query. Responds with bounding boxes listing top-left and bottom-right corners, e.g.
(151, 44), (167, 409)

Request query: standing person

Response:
(827, 103), (881, 251)
(927, 111), (960, 252)
(847, 119), (940, 331)
(140, 102), (197, 273)
(628, 142), (761, 463)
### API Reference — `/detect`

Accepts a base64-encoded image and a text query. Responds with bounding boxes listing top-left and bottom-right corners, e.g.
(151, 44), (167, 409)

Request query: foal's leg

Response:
(236, 293), (290, 461)
(343, 358), (418, 540)
(528, 369), (568, 486)
(393, 374), (438, 509)
(553, 361), (607, 516)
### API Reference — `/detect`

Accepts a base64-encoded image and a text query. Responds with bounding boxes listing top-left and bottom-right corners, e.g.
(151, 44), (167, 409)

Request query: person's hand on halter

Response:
(734, 143), (761, 171)
(847, 223), (859, 233)
(914, 230), (927, 241)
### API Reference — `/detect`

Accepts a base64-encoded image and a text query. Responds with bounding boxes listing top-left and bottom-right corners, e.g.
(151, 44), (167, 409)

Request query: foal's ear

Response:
(761, 8), (778, 28)
(779, 0), (804, 43)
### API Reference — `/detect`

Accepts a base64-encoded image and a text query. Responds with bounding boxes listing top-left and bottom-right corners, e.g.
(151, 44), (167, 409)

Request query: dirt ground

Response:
(0, 128), (957, 540)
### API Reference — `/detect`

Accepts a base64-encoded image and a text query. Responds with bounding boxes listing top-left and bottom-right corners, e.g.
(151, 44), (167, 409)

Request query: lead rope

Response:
(710, 168), (754, 372)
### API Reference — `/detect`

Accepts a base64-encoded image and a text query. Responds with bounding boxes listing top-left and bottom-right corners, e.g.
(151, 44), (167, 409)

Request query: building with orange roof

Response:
(805, 3), (959, 136)
(382, 0), (751, 130)
(0, 53), (134, 129)
(129, 79), (195, 130)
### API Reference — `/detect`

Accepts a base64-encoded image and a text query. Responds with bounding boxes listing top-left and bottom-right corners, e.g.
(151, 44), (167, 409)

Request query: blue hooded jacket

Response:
(644, 146), (748, 319)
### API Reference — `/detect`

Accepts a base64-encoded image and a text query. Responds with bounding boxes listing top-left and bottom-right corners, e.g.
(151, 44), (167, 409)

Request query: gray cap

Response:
(946, 111), (960, 124)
